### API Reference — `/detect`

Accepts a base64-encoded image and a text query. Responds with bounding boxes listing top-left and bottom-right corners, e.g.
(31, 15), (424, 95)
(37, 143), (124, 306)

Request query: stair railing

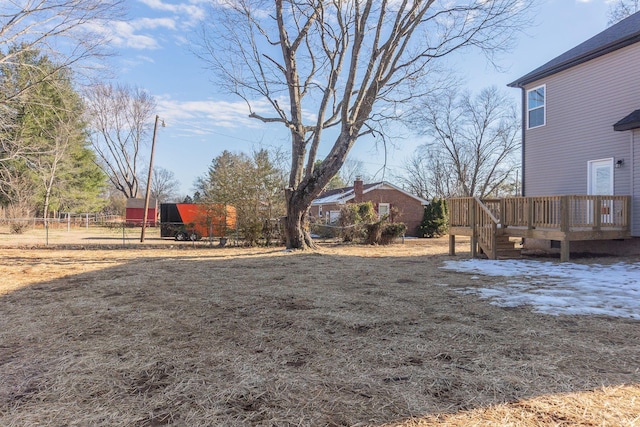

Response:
(474, 197), (500, 260)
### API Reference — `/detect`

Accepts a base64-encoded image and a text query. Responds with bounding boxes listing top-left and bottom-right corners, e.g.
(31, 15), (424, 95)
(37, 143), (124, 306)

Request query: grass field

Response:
(0, 237), (638, 426)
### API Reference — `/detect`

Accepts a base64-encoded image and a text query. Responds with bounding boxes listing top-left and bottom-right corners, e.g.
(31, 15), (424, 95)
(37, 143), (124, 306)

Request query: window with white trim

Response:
(329, 210), (340, 224)
(378, 203), (390, 218)
(527, 85), (545, 128)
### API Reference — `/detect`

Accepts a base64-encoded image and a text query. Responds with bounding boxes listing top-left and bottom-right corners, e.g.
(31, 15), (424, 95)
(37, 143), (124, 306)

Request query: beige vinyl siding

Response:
(524, 43), (639, 203)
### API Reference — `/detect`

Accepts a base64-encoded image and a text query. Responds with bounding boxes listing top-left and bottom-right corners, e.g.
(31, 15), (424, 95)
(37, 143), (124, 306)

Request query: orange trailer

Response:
(160, 203), (236, 241)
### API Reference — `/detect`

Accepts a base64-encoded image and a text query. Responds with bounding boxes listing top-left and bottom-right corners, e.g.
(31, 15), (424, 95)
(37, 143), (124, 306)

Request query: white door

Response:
(588, 159), (614, 223)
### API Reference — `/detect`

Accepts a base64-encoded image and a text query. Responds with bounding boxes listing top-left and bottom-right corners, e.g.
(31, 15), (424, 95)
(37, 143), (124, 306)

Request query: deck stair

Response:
(478, 235), (521, 259)
(494, 235), (521, 259)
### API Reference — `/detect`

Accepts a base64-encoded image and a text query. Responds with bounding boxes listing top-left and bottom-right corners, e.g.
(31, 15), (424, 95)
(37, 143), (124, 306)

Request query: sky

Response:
(105, 0), (615, 196)
(440, 259), (640, 318)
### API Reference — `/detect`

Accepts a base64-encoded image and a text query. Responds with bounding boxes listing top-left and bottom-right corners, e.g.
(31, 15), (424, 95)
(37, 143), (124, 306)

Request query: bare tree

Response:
(396, 150), (455, 200)
(405, 86), (520, 199)
(608, 0), (640, 25)
(197, 0), (529, 249)
(139, 166), (181, 204)
(340, 158), (370, 186)
(0, 0), (124, 104)
(85, 83), (156, 199)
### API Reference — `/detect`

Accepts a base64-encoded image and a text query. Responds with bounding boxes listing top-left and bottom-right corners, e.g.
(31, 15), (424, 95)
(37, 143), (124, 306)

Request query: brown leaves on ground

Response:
(0, 239), (638, 426)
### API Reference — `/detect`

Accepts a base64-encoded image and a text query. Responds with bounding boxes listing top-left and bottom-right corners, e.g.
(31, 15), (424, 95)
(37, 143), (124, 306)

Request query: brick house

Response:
(309, 178), (429, 237)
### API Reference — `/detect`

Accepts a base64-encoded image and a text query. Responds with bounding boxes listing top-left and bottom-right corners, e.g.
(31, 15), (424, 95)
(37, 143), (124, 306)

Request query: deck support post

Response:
(449, 234), (456, 256)
(560, 240), (570, 263)
(470, 200), (477, 258)
(560, 196), (571, 262)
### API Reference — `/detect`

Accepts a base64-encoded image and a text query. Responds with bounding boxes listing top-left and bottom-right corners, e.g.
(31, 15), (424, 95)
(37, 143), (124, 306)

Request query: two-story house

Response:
(448, 12), (639, 261)
(506, 11), (640, 256)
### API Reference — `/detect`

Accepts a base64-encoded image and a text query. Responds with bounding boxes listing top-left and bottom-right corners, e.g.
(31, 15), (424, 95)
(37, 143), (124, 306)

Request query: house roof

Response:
(613, 109), (640, 131)
(311, 181), (429, 206)
(508, 11), (640, 88)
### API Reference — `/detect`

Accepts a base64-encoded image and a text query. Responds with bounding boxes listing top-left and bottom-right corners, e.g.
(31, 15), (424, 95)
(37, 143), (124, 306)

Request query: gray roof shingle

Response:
(613, 109), (640, 131)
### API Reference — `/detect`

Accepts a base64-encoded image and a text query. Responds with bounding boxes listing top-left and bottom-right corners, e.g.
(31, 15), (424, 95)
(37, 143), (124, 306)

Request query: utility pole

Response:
(140, 115), (164, 242)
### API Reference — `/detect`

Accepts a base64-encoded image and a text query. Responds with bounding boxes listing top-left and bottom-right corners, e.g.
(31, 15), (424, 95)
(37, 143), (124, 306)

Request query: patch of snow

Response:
(440, 259), (640, 319)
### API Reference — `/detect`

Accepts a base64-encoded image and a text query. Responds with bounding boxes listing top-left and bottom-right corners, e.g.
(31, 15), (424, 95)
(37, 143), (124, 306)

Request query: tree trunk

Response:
(284, 189), (316, 250)
(43, 189), (51, 228)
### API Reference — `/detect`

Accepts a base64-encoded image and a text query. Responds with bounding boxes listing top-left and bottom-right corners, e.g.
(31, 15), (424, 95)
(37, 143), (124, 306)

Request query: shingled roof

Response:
(508, 11), (640, 87)
(613, 109), (640, 131)
(312, 181), (429, 206)
(312, 182), (382, 204)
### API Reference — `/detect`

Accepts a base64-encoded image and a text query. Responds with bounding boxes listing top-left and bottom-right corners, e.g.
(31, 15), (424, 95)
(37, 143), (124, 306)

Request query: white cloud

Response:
(109, 21), (161, 49)
(156, 96), (272, 132)
(102, 1), (208, 50)
(132, 17), (177, 31)
(137, 0), (206, 24)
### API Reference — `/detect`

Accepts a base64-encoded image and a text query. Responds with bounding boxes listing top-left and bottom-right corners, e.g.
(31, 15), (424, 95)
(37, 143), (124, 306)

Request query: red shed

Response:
(125, 198), (158, 226)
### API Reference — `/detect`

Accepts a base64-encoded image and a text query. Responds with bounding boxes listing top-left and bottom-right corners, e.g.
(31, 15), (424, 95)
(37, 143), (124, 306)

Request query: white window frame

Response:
(527, 85), (546, 129)
(378, 203), (390, 218)
(328, 210), (341, 224)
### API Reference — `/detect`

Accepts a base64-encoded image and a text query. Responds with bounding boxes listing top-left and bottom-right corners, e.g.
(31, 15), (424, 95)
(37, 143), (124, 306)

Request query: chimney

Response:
(354, 176), (363, 203)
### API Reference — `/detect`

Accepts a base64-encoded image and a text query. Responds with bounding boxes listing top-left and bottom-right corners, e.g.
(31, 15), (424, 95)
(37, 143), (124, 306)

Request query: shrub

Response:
(339, 202), (376, 242)
(10, 220), (30, 234)
(420, 198), (448, 238)
(240, 220), (263, 246)
(365, 220), (406, 245)
(381, 222), (407, 244)
(6, 205), (32, 234)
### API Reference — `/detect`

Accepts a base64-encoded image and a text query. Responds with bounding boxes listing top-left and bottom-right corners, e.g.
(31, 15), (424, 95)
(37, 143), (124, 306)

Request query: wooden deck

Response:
(448, 196), (632, 262)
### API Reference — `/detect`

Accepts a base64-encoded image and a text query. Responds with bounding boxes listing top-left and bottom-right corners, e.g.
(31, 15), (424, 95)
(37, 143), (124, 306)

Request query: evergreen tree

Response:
(420, 198), (449, 238)
(195, 149), (287, 245)
(0, 47), (106, 218)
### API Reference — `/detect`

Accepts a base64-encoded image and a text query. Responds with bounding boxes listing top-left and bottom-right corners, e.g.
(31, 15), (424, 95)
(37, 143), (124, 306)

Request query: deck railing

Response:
(449, 195), (630, 231)
(448, 195), (631, 262)
(498, 195), (630, 230)
(449, 197), (474, 228)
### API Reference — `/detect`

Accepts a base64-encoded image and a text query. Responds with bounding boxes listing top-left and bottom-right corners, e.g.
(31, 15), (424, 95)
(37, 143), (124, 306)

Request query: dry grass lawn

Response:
(0, 237), (638, 426)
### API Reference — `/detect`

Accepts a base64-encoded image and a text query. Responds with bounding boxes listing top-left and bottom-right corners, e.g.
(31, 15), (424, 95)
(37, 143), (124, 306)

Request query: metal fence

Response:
(0, 215), (236, 248)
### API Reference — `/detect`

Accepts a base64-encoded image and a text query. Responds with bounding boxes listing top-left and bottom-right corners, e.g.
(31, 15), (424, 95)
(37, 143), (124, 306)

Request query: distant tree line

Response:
(0, 48), (106, 221)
